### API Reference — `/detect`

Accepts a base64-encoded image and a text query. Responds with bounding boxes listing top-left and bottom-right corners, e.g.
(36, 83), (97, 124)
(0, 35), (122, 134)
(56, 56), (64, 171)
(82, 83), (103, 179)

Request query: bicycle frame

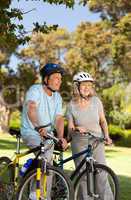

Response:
(2, 135), (40, 190)
(1, 127), (74, 200)
(54, 144), (94, 182)
(54, 134), (107, 198)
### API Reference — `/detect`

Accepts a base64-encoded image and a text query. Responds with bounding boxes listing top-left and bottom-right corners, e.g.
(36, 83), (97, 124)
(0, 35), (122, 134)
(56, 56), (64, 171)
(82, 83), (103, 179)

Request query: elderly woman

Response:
(66, 71), (113, 200)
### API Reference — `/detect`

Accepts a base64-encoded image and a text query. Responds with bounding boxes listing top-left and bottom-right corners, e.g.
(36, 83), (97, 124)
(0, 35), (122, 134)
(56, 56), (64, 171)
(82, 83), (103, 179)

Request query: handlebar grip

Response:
(34, 123), (52, 132)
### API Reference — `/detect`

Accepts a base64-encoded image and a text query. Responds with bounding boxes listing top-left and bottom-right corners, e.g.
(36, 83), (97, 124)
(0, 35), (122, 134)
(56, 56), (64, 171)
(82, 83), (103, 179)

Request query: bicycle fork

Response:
(86, 158), (99, 199)
(36, 159), (47, 200)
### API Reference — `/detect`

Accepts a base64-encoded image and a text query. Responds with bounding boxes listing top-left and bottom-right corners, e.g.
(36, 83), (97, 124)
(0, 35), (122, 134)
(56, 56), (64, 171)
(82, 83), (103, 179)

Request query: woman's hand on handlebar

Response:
(75, 126), (87, 134)
(104, 135), (112, 145)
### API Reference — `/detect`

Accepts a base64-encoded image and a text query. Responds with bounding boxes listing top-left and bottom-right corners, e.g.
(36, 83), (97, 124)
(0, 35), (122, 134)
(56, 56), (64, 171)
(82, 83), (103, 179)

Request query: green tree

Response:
(84, 0), (131, 80)
(18, 28), (71, 101)
(19, 28), (70, 67)
(65, 21), (113, 89)
(86, 0), (131, 23)
(0, 0), (75, 66)
(111, 14), (131, 79)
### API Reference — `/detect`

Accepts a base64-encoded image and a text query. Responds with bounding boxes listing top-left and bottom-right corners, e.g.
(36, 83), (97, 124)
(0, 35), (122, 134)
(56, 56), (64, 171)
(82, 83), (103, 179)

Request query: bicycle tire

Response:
(0, 157), (14, 200)
(74, 163), (119, 200)
(17, 165), (74, 200)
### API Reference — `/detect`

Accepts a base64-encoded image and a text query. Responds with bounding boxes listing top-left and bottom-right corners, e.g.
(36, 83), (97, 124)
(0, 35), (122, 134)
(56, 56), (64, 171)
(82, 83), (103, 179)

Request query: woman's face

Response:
(79, 81), (94, 97)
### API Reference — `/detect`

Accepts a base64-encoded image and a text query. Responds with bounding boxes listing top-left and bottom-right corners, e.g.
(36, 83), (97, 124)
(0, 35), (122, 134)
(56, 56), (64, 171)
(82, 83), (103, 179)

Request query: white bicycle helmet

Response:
(73, 72), (94, 82)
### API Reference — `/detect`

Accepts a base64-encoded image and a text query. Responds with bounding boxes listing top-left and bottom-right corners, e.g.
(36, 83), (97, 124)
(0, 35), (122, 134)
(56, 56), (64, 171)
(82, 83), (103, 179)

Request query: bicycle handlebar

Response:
(34, 123), (52, 131)
(87, 132), (105, 141)
(46, 132), (59, 143)
(74, 129), (105, 150)
(34, 126), (60, 144)
(74, 128), (105, 141)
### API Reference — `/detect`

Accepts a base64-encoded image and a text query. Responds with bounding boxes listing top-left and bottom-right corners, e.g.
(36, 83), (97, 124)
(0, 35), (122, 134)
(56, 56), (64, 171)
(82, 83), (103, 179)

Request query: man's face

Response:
(46, 73), (62, 91)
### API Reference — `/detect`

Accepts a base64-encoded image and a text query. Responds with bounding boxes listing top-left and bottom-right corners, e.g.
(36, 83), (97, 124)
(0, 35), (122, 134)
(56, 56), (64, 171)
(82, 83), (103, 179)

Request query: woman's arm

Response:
(99, 111), (112, 145)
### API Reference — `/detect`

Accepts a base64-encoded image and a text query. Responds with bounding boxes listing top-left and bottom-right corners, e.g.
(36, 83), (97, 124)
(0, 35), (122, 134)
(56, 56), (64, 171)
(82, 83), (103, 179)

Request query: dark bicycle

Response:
(54, 131), (119, 200)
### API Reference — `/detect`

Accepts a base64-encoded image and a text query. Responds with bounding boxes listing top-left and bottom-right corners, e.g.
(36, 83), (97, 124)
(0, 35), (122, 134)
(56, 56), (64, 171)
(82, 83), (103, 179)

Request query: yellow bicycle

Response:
(0, 127), (74, 200)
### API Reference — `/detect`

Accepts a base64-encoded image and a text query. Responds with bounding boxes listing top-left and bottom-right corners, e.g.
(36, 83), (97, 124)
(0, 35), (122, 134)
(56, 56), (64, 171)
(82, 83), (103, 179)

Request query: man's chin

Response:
(55, 88), (60, 92)
(53, 87), (60, 92)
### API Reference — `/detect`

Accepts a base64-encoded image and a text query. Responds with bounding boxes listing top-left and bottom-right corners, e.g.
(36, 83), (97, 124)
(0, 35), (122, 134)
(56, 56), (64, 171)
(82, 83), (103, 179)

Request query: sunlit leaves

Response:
(42, 0), (75, 8)
(0, 0), (77, 65)
(20, 28), (70, 67)
(33, 22), (58, 33)
(86, 0), (131, 23)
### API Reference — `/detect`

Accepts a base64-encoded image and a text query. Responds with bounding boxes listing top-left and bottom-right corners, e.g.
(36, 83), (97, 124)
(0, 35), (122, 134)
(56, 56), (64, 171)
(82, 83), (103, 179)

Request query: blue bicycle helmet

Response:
(40, 63), (65, 80)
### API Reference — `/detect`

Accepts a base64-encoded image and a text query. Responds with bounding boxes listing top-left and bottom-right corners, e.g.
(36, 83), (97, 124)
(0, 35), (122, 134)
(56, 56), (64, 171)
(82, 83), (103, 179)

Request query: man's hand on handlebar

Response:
(59, 138), (68, 151)
(38, 127), (47, 137)
(35, 125), (68, 151)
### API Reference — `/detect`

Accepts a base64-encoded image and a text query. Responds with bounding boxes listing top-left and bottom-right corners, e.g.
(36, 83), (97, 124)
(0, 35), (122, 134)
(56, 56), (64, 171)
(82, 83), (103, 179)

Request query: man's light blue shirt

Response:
(21, 84), (63, 139)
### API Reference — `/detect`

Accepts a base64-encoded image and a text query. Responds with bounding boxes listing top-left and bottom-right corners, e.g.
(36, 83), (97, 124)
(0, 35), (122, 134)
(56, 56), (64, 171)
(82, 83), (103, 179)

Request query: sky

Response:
(9, 0), (100, 70)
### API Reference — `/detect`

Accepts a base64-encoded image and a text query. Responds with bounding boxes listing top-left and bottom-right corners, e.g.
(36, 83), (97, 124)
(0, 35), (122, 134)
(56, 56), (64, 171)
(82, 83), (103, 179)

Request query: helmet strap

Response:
(43, 76), (56, 93)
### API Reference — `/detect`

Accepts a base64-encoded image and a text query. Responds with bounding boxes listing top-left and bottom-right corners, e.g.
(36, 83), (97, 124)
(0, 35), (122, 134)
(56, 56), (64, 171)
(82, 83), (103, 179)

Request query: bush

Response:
(109, 124), (124, 140)
(124, 114), (131, 129)
(109, 124), (131, 147)
(9, 110), (21, 128)
(109, 111), (131, 129)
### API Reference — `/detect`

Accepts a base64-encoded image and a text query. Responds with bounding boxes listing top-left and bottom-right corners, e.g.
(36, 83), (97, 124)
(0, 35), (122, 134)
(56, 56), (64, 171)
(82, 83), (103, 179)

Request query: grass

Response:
(0, 132), (131, 200)
(105, 146), (131, 200)
(0, 132), (35, 164)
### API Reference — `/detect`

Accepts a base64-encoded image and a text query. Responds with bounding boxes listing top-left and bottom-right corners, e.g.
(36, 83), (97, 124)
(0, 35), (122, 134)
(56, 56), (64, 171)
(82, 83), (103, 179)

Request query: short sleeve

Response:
(96, 97), (104, 114)
(66, 102), (74, 121)
(55, 94), (63, 116)
(25, 85), (40, 105)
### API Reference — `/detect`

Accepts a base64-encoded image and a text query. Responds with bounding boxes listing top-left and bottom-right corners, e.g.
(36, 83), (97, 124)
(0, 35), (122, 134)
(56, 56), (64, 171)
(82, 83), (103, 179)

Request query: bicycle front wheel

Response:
(0, 157), (14, 200)
(17, 165), (74, 200)
(74, 163), (119, 200)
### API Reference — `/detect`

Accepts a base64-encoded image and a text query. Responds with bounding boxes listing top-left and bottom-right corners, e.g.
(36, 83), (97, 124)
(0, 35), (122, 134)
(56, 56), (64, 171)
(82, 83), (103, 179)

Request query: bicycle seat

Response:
(9, 128), (21, 137)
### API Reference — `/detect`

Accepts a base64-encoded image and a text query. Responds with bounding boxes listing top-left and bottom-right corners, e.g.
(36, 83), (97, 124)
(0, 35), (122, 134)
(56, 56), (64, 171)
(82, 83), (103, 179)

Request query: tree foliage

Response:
(0, 0), (131, 130)
(65, 21), (112, 86)
(84, 0), (131, 79)
(18, 28), (71, 100)
(111, 14), (131, 79)
(42, 0), (75, 8)
(19, 28), (70, 67)
(0, 0), (72, 65)
(86, 0), (131, 23)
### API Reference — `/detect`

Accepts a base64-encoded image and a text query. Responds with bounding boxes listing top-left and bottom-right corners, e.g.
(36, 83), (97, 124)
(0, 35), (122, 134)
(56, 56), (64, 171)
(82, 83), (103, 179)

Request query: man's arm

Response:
(55, 115), (68, 150)
(55, 115), (64, 139)
(27, 100), (47, 137)
(68, 118), (75, 132)
(27, 101), (39, 127)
